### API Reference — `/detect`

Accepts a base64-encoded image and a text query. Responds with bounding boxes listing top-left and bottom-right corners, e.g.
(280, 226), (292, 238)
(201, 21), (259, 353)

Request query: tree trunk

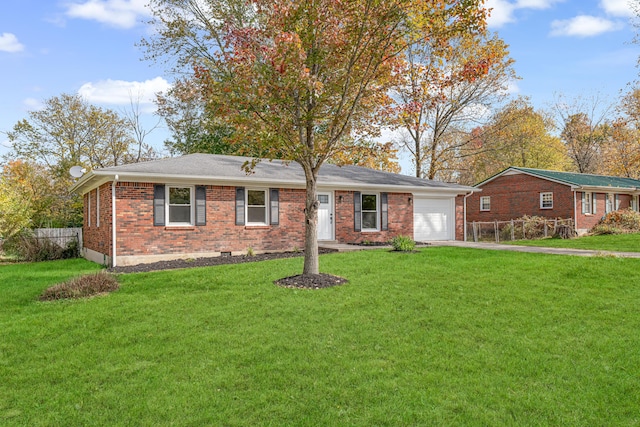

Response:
(303, 173), (320, 275)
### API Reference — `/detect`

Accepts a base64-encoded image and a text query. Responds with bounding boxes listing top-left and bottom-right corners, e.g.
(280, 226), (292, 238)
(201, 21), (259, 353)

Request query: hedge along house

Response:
(71, 154), (476, 267)
(466, 167), (640, 234)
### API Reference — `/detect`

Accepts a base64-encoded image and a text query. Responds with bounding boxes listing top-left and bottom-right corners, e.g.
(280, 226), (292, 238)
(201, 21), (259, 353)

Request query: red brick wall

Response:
(83, 183), (112, 258)
(335, 190), (413, 243)
(455, 195), (464, 240)
(114, 184), (307, 257)
(576, 192), (634, 230)
(83, 182), (413, 256)
(467, 173), (575, 223)
(83, 183), (442, 261)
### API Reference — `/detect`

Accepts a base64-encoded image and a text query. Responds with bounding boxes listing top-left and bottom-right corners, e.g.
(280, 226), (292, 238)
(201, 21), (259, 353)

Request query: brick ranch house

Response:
(71, 154), (477, 267)
(467, 167), (640, 234)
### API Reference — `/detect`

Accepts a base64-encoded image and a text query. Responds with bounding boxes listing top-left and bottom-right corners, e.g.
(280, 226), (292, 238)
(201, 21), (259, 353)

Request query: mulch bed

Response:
(274, 273), (348, 289)
(108, 248), (337, 274)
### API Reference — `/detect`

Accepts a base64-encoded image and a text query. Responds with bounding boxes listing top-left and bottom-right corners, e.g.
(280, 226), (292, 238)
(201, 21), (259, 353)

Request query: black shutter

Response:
(270, 188), (279, 225)
(195, 186), (206, 226)
(235, 187), (245, 226)
(381, 192), (388, 231)
(354, 191), (361, 232)
(153, 184), (165, 226)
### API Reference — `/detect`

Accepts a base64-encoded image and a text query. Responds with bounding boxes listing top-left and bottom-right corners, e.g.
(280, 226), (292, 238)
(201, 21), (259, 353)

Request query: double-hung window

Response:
(582, 192), (592, 214)
(247, 189), (267, 225)
(361, 194), (378, 230)
(480, 196), (491, 211)
(605, 193), (614, 213)
(168, 186), (193, 225)
(540, 192), (553, 209)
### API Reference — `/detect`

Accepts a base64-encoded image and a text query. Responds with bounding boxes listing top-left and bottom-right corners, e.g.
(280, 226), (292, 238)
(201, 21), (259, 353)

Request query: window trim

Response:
(361, 193), (379, 231)
(87, 191), (91, 227)
(246, 188), (269, 226)
(540, 192), (553, 209)
(582, 192), (592, 215)
(480, 196), (491, 212)
(166, 185), (195, 226)
(605, 193), (614, 213)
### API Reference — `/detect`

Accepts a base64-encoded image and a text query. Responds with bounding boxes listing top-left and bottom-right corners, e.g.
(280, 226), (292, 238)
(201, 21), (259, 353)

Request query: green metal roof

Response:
(511, 167), (640, 189)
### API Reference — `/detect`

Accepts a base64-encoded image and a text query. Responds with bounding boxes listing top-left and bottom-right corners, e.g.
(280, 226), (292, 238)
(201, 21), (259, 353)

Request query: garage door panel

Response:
(414, 198), (453, 241)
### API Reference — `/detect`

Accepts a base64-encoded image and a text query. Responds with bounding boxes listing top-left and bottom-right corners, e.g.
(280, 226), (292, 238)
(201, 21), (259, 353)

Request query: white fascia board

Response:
(572, 185), (640, 194)
(476, 167), (574, 189)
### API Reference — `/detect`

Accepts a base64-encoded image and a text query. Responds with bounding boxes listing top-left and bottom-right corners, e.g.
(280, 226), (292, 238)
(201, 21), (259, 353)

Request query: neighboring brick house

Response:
(467, 167), (640, 234)
(72, 154), (476, 266)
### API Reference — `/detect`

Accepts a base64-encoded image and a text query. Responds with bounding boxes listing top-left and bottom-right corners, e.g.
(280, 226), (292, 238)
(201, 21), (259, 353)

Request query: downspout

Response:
(112, 175), (119, 267)
(573, 190), (578, 234)
(463, 191), (474, 242)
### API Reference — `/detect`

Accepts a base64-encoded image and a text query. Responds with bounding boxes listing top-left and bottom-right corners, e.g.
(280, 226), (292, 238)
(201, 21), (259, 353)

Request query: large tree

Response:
(462, 97), (569, 184)
(155, 78), (240, 156)
(391, 32), (516, 180)
(6, 93), (142, 176)
(553, 93), (612, 174)
(600, 87), (640, 178)
(4, 93), (156, 227)
(144, 0), (488, 276)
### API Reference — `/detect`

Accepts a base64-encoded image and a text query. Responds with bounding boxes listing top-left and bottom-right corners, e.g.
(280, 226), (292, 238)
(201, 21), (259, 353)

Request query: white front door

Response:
(317, 192), (333, 240)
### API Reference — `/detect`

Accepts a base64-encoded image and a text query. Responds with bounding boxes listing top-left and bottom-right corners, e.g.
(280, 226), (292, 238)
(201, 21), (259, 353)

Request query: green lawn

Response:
(509, 232), (640, 252)
(1, 249), (639, 426)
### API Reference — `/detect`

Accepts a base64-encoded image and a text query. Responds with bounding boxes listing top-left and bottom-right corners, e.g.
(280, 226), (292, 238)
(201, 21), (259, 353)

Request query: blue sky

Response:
(1, 0), (639, 174)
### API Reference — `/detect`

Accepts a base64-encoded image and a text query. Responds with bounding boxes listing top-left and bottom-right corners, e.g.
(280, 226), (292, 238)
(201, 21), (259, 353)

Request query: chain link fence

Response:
(467, 218), (575, 243)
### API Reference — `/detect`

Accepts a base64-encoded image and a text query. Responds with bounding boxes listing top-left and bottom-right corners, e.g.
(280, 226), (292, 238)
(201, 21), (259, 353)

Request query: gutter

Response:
(573, 190), (578, 233)
(463, 190), (475, 242)
(81, 170), (478, 195)
(112, 175), (118, 267)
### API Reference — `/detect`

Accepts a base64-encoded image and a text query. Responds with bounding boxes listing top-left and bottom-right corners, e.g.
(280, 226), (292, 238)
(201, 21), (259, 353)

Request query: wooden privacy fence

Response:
(34, 228), (83, 250)
(467, 218), (574, 243)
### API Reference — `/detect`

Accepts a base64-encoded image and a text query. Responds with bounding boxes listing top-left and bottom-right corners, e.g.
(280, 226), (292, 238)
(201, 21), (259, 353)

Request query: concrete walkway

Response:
(319, 240), (640, 258)
(427, 240), (640, 258)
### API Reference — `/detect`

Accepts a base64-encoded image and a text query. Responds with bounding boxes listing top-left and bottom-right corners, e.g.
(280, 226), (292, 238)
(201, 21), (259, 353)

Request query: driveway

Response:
(428, 241), (640, 258)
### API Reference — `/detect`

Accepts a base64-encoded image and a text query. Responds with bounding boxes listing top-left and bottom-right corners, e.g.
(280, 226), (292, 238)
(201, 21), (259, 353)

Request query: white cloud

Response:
(515, 0), (559, 9)
(77, 77), (171, 110)
(486, 0), (517, 27)
(64, 0), (150, 29)
(506, 80), (520, 95)
(487, 0), (563, 28)
(23, 98), (44, 111)
(550, 15), (622, 37)
(0, 33), (25, 53)
(600, 0), (635, 18)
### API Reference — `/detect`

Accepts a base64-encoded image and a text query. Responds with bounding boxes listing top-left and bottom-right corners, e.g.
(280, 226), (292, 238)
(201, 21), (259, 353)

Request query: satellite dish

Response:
(69, 166), (86, 178)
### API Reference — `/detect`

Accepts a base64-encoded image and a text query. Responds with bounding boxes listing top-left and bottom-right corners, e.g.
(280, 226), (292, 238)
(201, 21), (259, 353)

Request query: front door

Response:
(317, 192), (333, 240)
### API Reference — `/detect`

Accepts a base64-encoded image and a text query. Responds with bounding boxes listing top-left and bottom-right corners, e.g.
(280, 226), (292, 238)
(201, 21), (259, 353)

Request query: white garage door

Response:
(413, 197), (455, 241)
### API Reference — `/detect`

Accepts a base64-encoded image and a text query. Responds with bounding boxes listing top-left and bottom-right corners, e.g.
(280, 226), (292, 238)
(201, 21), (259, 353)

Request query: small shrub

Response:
(61, 239), (80, 259)
(592, 209), (640, 234)
(520, 215), (546, 239)
(391, 235), (416, 252)
(246, 247), (255, 257)
(40, 271), (119, 301)
(3, 231), (62, 262)
(590, 224), (624, 235)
